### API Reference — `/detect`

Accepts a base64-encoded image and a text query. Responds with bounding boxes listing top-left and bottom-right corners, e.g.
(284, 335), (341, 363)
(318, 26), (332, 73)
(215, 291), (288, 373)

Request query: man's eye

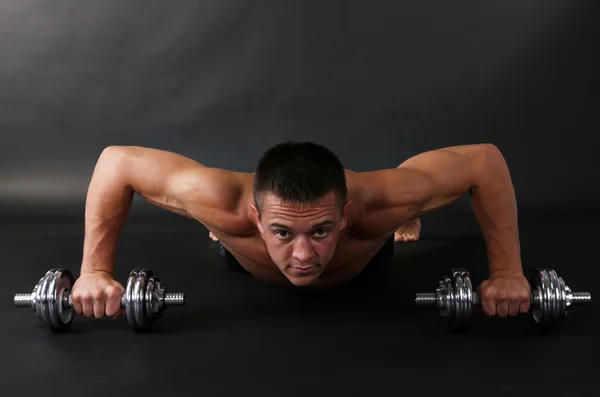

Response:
(275, 230), (291, 239)
(313, 229), (329, 237)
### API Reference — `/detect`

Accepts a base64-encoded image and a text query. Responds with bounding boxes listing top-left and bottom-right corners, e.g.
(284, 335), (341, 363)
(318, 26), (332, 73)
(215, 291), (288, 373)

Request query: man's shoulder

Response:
(178, 169), (256, 234)
(345, 168), (406, 201)
(344, 168), (418, 238)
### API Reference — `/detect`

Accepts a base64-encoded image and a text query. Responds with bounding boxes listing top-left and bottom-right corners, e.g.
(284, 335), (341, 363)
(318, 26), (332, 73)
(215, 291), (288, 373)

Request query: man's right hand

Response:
(71, 271), (126, 318)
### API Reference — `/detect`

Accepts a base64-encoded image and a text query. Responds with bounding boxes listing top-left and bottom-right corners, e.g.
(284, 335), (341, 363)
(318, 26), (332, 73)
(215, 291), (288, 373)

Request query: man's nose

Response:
(292, 237), (315, 263)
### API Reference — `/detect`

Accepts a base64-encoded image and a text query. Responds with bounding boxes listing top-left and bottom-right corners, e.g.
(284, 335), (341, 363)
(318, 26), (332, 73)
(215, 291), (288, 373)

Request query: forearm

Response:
(80, 148), (134, 276)
(470, 148), (523, 276)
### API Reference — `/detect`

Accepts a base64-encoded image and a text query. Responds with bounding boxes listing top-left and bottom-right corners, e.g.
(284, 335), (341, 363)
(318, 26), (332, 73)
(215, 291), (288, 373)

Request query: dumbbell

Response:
(14, 268), (185, 332)
(415, 268), (591, 330)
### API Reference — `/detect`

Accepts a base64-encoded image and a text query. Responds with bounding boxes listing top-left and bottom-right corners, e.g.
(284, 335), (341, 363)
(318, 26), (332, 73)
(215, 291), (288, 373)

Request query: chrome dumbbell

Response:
(14, 268), (185, 331)
(415, 268), (591, 330)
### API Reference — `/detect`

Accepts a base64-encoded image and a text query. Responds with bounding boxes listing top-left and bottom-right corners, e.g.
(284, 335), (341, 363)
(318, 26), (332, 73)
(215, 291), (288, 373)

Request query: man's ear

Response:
(250, 202), (264, 234)
(340, 199), (352, 230)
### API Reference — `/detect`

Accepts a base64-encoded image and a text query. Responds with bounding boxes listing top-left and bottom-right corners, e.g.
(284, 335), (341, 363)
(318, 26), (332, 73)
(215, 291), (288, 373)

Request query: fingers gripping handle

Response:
(469, 289), (533, 306)
(14, 268), (186, 331)
(415, 268), (591, 330)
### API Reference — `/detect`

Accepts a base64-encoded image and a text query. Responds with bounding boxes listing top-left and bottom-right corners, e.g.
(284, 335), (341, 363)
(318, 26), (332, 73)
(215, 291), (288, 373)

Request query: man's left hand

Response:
(479, 271), (531, 317)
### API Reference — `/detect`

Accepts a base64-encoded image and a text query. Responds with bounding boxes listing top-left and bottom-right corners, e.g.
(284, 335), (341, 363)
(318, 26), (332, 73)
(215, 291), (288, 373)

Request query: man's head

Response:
(251, 140), (350, 286)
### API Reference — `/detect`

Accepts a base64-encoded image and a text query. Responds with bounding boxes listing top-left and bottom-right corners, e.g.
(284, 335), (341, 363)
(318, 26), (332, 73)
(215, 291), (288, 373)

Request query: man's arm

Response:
(81, 145), (249, 276)
(371, 143), (522, 276)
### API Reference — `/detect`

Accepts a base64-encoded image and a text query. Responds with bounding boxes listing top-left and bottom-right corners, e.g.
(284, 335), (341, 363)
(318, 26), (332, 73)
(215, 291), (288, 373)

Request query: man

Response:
(72, 141), (531, 320)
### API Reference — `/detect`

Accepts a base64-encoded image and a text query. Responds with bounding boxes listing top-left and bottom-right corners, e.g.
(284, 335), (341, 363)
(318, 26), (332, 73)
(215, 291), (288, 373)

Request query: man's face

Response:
(252, 192), (350, 286)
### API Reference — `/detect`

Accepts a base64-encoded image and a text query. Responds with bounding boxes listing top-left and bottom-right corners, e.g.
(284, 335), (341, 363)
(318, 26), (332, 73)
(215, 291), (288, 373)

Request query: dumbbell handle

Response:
(415, 289), (592, 308)
(14, 290), (185, 309)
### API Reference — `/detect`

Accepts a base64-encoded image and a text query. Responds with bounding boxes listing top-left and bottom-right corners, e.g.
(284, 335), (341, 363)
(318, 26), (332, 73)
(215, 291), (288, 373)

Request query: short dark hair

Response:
(253, 141), (347, 215)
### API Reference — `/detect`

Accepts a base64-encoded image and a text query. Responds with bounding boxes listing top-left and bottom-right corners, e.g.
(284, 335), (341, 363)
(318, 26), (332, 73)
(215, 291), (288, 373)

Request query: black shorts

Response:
(215, 236), (395, 276)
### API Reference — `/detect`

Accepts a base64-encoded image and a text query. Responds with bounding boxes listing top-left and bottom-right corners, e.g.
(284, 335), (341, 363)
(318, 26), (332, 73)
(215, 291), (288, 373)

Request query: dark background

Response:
(1, 1), (599, 396)
(1, 0), (598, 215)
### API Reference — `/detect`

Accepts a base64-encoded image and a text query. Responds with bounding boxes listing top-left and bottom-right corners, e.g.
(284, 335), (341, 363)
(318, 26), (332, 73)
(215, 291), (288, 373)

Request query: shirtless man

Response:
(71, 141), (531, 320)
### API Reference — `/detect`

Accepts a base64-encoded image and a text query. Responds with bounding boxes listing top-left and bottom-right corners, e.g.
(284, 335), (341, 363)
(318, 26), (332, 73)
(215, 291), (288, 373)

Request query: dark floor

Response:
(1, 209), (598, 396)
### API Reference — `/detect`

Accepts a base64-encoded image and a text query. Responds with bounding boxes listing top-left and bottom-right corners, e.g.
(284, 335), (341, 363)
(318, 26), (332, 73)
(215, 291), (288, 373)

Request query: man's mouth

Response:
(290, 265), (317, 275)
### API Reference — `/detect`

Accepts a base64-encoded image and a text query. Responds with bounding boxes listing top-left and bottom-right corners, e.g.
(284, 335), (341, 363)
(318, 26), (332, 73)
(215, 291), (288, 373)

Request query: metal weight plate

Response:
(438, 274), (452, 319)
(134, 269), (150, 329)
(124, 269), (171, 331)
(457, 268), (473, 327)
(144, 274), (160, 328)
(530, 269), (543, 324)
(530, 268), (567, 327)
(546, 269), (566, 324)
(144, 274), (155, 325)
(47, 269), (75, 331)
(133, 269), (146, 329)
(127, 269), (156, 331)
(35, 269), (55, 328)
(446, 268), (474, 330)
(125, 270), (138, 329)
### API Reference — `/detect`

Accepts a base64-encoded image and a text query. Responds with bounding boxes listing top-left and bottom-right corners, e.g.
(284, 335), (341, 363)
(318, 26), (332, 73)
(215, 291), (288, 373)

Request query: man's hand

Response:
(479, 272), (531, 317)
(71, 271), (126, 318)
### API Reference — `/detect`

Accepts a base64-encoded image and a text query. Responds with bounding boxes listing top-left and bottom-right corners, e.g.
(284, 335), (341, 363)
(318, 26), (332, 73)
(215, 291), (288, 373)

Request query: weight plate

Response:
(459, 268), (473, 326)
(132, 270), (146, 329)
(125, 269), (164, 331)
(531, 268), (568, 327)
(134, 269), (154, 330)
(47, 269), (75, 331)
(144, 275), (158, 328)
(547, 269), (566, 324)
(544, 269), (557, 324)
(556, 270), (567, 321)
(447, 268), (473, 330)
(35, 269), (55, 328)
(125, 270), (138, 329)
(530, 269), (543, 323)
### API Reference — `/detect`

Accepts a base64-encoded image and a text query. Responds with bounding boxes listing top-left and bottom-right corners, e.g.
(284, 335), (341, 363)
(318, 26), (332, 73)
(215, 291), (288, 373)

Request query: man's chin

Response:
(285, 266), (322, 286)
(287, 276), (317, 287)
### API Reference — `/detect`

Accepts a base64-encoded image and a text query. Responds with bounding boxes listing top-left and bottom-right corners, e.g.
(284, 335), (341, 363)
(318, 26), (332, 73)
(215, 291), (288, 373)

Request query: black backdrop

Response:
(1, 0), (598, 215)
(2, 4), (600, 395)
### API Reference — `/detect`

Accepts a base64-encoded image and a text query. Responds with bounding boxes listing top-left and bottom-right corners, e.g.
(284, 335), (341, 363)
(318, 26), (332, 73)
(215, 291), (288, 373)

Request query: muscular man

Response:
(71, 141), (531, 320)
